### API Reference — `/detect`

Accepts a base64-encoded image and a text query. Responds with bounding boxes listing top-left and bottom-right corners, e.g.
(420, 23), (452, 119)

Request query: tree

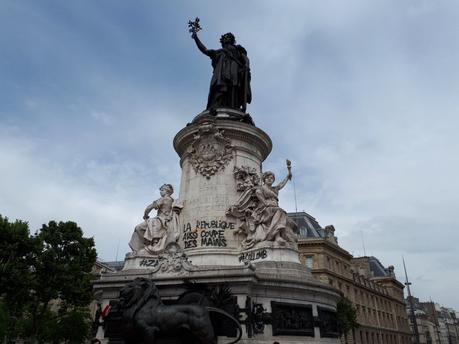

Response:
(336, 297), (360, 344)
(0, 215), (40, 340)
(0, 300), (8, 340)
(55, 308), (92, 344)
(0, 216), (97, 343)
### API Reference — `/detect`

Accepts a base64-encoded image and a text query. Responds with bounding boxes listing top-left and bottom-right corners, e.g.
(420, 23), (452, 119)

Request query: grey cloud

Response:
(1, 1), (458, 309)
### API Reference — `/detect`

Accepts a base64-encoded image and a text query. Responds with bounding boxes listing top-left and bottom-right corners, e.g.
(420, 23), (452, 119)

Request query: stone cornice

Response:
(298, 237), (353, 259)
(173, 119), (272, 162)
(358, 324), (412, 335)
(311, 268), (405, 305)
(371, 276), (405, 289)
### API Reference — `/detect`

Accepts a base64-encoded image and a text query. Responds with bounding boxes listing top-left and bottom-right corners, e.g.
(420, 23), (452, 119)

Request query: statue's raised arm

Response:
(188, 17), (252, 114)
(274, 159), (293, 191)
(189, 17), (209, 55)
(191, 32), (212, 57)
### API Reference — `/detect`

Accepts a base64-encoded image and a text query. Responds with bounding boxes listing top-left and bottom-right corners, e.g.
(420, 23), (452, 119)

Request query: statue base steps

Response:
(94, 253), (341, 344)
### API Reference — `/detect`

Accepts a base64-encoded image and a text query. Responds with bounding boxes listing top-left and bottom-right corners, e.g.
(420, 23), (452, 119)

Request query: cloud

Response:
(1, 0), (458, 309)
(90, 111), (113, 126)
(0, 120), (185, 261)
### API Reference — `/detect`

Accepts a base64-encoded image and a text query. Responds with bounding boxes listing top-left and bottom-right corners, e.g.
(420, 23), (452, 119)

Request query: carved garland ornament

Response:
(233, 165), (260, 191)
(140, 243), (195, 274)
(187, 121), (234, 179)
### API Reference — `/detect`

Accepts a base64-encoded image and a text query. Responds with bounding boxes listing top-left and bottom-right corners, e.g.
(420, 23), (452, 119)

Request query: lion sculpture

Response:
(119, 278), (230, 344)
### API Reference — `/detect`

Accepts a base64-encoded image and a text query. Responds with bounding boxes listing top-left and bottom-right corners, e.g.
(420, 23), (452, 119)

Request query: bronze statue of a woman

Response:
(189, 19), (251, 113)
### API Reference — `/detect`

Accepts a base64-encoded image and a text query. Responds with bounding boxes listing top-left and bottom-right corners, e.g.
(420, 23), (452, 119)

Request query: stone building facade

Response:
(407, 297), (459, 344)
(290, 212), (411, 344)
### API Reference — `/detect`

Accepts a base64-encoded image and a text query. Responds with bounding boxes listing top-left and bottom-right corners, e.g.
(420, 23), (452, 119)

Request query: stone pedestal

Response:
(174, 114), (277, 266)
(94, 256), (341, 344)
(93, 110), (341, 344)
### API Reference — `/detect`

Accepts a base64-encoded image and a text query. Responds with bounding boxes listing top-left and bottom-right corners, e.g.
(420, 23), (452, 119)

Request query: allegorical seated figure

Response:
(129, 184), (181, 255)
(227, 162), (298, 249)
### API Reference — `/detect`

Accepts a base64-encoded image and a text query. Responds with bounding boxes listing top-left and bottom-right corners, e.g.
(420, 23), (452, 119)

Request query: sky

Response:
(1, 1), (458, 309)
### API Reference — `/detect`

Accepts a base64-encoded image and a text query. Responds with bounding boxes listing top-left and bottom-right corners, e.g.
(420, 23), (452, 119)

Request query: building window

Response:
(305, 256), (313, 269)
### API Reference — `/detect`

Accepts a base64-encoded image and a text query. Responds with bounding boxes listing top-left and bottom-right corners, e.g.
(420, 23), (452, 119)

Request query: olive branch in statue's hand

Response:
(188, 17), (201, 36)
(286, 159), (293, 180)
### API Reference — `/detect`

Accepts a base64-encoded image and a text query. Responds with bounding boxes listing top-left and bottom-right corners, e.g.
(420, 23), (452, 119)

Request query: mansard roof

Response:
(288, 211), (325, 238)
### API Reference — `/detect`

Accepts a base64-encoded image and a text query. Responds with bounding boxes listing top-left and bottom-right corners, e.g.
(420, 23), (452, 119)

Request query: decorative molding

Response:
(233, 165), (260, 192)
(298, 238), (353, 258)
(317, 306), (339, 338)
(187, 120), (234, 179)
(271, 301), (314, 337)
(138, 242), (195, 274)
(173, 120), (272, 162)
(237, 297), (271, 338)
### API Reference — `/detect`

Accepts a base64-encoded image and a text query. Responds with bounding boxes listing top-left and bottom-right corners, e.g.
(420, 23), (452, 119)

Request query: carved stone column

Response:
(173, 114), (271, 265)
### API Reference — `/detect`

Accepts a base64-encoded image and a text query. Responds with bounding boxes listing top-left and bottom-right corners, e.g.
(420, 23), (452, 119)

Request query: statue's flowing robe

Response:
(252, 185), (289, 242)
(129, 196), (173, 253)
(228, 184), (296, 249)
(206, 45), (251, 111)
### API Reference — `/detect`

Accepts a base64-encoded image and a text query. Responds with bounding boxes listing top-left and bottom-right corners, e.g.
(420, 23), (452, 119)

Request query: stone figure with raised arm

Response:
(189, 18), (251, 113)
(227, 160), (298, 249)
(129, 184), (182, 255)
(251, 160), (297, 245)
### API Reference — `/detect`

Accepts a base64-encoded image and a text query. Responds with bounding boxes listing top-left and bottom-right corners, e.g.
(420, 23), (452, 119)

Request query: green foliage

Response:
(0, 216), (39, 312)
(0, 215), (97, 343)
(56, 308), (92, 344)
(337, 297), (359, 343)
(18, 307), (91, 344)
(34, 220), (97, 307)
(0, 300), (9, 339)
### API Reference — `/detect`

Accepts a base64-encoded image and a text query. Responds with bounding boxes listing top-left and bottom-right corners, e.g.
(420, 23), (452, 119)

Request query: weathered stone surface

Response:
(123, 242), (195, 274)
(187, 121), (234, 179)
(94, 110), (340, 343)
(227, 165), (298, 250)
(94, 260), (341, 343)
(173, 117), (272, 265)
(129, 184), (182, 255)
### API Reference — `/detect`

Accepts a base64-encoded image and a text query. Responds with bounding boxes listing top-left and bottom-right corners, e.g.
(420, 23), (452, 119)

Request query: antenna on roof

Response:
(287, 159), (298, 213)
(360, 231), (367, 256)
(292, 178), (298, 213)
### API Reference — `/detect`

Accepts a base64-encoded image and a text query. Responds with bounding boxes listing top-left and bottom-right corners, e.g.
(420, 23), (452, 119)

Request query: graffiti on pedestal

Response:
(183, 219), (235, 249)
(238, 248), (267, 263)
